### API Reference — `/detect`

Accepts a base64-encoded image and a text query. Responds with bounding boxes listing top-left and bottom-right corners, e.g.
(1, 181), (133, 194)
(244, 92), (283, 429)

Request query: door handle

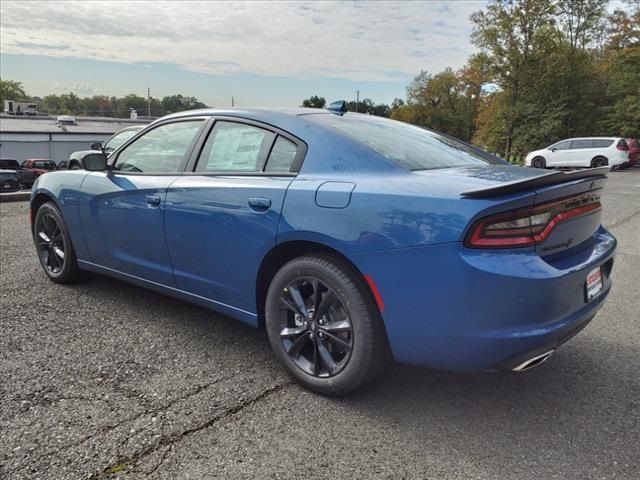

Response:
(248, 197), (271, 211)
(145, 194), (161, 206)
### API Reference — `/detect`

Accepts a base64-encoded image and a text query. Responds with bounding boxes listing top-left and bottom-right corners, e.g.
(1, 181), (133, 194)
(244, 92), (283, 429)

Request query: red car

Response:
(21, 159), (57, 177)
(626, 138), (639, 167)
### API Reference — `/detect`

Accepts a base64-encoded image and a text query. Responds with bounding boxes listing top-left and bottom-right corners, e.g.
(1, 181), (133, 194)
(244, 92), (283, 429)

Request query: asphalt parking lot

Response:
(1, 170), (638, 480)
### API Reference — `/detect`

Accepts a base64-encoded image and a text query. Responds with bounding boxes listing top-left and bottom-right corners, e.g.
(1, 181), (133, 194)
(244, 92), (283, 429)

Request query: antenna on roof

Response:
(327, 100), (347, 116)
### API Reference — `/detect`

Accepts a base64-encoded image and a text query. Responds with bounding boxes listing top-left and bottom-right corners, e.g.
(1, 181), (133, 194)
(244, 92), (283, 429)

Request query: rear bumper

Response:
(349, 227), (616, 372)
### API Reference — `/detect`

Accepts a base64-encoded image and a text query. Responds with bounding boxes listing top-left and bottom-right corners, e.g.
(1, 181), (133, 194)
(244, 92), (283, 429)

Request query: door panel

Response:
(165, 175), (293, 313)
(78, 119), (206, 285)
(80, 173), (180, 285)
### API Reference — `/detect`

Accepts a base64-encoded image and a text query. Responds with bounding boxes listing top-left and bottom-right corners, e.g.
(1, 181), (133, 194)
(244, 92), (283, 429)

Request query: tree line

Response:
(0, 80), (207, 117)
(393, 0), (639, 159)
(302, 0), (638, 159)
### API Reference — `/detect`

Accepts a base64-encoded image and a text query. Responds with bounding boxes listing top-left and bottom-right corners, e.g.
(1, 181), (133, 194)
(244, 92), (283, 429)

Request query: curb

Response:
(0, 192), (31, 203)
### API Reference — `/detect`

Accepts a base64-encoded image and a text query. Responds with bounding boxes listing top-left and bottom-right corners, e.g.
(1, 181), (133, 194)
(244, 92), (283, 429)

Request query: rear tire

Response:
(33, 202), (83, 283)
(265, 255), (388, 396)
(532, 156), (546, 168)
(591, 156), (608, 168)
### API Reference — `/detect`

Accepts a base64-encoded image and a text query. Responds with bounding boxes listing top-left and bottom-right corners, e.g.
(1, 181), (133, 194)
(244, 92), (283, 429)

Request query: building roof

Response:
(0, 115), (150, 134)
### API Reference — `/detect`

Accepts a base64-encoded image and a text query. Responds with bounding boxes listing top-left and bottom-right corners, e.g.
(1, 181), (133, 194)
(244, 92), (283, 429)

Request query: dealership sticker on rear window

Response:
(586, 266), (603, 301)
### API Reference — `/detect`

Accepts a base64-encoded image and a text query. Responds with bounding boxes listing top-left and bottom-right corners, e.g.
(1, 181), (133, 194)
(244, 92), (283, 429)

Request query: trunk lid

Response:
(418, 165), (607, 256)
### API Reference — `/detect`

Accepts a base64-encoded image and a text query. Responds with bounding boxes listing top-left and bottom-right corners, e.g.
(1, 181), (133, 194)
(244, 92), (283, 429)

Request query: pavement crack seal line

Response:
(90, 381), (292, 479)
(3, 370), (259, 477)
(607, 209), (640, 230)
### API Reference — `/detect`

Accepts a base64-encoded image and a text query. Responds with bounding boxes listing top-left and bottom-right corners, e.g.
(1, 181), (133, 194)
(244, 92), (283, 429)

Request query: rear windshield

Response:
(307, 114), (494, 170)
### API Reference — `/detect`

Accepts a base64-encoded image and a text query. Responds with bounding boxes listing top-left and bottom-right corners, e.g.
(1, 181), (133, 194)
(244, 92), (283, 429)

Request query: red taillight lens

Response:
(465, 193), (601, 248)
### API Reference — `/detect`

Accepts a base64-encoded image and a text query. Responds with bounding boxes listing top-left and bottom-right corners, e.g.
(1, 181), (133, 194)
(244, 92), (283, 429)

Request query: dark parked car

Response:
(0, 170), (21, 192)
(21, 159), (57, 177)
(0, 158), (36, 188)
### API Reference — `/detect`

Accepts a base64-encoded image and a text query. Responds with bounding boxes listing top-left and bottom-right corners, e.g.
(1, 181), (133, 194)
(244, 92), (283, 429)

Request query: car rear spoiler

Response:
(461, 167), (610, 198)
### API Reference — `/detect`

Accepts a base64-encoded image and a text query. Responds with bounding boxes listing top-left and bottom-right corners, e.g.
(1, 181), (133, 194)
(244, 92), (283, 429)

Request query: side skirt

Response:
(77, 260), (259, 327)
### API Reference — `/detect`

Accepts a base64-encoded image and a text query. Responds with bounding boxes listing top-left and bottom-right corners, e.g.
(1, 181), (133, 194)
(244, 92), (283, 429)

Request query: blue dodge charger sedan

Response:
(30, 106), (616, 395)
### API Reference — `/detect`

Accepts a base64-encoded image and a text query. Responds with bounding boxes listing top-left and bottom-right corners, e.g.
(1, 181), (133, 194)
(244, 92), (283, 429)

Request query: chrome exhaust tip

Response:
(512, 350), (554, 372)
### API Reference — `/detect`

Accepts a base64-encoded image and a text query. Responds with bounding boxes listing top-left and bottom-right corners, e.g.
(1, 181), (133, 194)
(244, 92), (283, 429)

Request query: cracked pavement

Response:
(1, 169), (639, 479)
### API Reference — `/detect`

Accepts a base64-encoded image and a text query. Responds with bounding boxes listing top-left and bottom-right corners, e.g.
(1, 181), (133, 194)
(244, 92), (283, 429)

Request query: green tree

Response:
(392, 68), (476, 140)
(161, 94), (207, 113)
(470, 0), (556, 157)
(0, 79), (29, 105)
(301, 95), (326, 108)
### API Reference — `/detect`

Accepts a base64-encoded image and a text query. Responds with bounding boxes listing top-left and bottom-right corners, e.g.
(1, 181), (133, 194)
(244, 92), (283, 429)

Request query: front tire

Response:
(265, 255), (387, 396)
(532, 156), (546, 168)
(33, 202), (83, 283)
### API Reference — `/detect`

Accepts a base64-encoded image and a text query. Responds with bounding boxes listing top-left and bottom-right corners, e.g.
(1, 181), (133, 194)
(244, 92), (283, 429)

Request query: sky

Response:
(0, 0), (487, 107)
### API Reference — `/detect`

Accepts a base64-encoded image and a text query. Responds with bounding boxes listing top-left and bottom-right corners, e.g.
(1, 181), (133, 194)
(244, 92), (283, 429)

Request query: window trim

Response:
(184, 116), (307, 176)
(109, 117), (209, 176)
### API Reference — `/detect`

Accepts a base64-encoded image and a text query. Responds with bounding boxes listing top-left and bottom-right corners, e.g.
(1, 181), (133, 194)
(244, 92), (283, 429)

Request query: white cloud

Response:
(0, 0), (483, 82)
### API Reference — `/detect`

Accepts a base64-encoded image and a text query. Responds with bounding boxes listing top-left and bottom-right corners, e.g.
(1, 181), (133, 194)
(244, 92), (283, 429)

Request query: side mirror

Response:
(550, 147), (557, 152)
(81, 153), (108, 171)
(90, 142), (103, 151)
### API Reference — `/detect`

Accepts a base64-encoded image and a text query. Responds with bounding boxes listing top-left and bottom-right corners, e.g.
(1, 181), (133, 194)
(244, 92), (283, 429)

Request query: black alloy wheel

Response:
(591, 157), (608, 168)
(36, 211), (66, 274)
(33, 202), (82, 283)
(278, 277), (353, 377)
(532, 157), (546, 168)
(265, 255), (388, 396)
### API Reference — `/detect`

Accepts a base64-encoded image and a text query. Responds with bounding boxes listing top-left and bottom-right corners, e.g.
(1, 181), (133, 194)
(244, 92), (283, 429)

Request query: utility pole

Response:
(231, 96), (235, 107)
(147, 87), (151, 117)
(355, 90), (360, 113)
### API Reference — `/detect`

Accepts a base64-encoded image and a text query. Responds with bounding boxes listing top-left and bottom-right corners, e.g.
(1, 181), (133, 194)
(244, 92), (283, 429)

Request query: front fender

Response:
(30, 171), (90, 260)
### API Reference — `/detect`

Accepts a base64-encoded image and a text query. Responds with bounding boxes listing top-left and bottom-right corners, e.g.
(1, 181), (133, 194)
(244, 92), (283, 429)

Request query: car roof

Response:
(559, 137), (620, 141)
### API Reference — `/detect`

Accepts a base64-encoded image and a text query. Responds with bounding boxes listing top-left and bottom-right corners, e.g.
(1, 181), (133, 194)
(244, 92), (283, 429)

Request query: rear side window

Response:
(196, 122), (275, 172)
(265, 136), (298, 172)
(570, 139), (594, 149)
(307, 114), (490, 170)
(592, 139), (614, 148)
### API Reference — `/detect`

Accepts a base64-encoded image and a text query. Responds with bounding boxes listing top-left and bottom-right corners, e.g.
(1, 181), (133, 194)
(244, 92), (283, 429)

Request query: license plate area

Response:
(585, 266), (603, 302)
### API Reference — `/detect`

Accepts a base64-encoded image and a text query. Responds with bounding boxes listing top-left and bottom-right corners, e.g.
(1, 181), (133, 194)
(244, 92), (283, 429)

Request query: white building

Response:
(0, 115), (150, 165)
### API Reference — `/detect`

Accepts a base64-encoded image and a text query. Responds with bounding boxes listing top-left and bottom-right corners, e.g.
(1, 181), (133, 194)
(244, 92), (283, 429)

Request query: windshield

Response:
(307, 114), (494, 171)
(104, 129), (139, 152)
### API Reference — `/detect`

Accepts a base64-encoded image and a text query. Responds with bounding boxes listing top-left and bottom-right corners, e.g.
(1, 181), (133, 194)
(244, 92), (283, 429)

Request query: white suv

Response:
(525, 137), (629, 169)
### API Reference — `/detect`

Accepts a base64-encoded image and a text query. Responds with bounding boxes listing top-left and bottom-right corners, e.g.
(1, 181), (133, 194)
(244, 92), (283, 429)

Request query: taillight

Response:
(465, 193), (601, 248)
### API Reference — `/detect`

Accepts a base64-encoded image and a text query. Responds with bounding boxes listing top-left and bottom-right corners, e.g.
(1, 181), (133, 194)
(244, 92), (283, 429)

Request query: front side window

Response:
(196, 122), (274, 172)
(115, 120), (203, 173)
(552, 141), (570, 150)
